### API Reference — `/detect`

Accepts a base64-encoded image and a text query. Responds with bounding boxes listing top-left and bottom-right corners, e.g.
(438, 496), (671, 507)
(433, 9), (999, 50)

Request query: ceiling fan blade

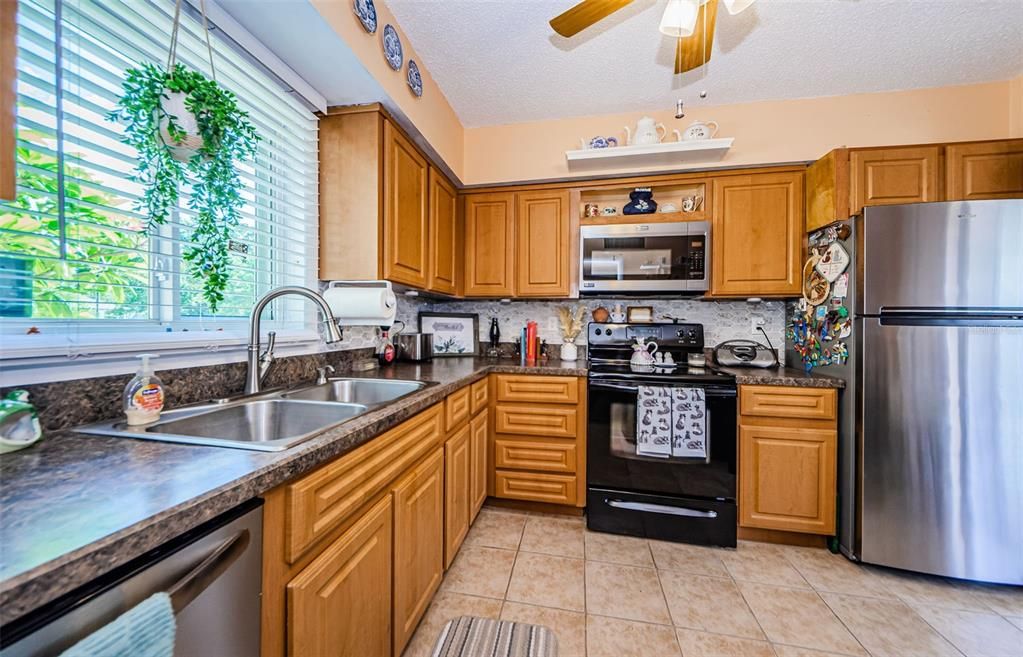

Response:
(550, 0), (634, 37)
(675, 0), (719, 74)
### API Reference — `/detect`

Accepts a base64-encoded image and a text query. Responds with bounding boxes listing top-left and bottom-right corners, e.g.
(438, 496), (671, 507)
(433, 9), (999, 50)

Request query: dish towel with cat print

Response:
(671, 387), (707, 458)
(635, 386), (672, 457)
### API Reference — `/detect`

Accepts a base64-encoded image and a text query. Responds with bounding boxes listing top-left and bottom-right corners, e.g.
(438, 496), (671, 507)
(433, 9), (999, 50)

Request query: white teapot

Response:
(681, 120), (719, 141)
(630, 337), (659, 367)
(624, 116), (667, 146)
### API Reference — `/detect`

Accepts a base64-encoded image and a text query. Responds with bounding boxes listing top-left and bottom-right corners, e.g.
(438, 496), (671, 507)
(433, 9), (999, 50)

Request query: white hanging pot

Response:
(158, 90), (204, 162)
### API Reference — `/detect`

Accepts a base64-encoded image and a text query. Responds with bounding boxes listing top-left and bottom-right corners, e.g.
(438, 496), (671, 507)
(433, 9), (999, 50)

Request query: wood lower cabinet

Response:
(428, 167), (459, 294)
(444, 424), (472, 568)
(392, 448), (444, 657)
(738, 385), (837, 535)
(490, 375), (586, 508)
(464, 192), (516, 297)
(711, 171), (803, 297)
(849, 146), (941, 214)
(287, 495), (393, 657)
(945, 140), (1023, 200)
(470, 408), (488, 520)
(383, 120), (429, 288)
(515, 190), (571, 297)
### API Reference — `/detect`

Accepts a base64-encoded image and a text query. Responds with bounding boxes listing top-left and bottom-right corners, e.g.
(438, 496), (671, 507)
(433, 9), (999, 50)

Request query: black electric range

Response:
(585, 322), (738, 548)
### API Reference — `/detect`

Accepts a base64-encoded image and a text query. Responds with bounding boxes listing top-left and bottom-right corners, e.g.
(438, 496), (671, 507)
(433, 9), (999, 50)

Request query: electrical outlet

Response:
(750, 314), (766, 335)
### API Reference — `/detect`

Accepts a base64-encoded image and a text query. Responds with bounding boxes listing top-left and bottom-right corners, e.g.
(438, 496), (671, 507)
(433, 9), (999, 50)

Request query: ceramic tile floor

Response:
(402, 507), (1023, 657)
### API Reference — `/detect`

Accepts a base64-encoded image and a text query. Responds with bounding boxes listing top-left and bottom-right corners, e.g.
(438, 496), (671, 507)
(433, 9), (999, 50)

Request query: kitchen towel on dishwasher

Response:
(671, 387), (707, 458)
(60, 592), (175, 657)
(636, 386), (672, 457)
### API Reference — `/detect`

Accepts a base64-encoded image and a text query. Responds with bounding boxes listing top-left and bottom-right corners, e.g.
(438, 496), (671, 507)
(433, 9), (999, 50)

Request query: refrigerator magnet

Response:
(832, 272), (849, 298)
(839, 320), (852, 339)
(815, 241), (850, 282)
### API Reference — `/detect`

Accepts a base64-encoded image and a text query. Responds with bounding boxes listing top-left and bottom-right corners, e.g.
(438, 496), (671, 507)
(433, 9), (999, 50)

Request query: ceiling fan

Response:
(549, 0), (756, 74)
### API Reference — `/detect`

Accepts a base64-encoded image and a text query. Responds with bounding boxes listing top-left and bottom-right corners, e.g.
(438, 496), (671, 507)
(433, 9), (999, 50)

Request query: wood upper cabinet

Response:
(443, 424), (471, 568)
(805, 148), (850, 232)
(515, 190), (571, 297)
(287, 495), (393, 657)
(470, 408), (489, 519)
(849, 146), (941, 214)
(945, 140), (1023, 200)
(383, 120), (429, 288)
(392, 448), (444, 657)
(428, 166), (459, 295)
(711, 171), (803, 297)
(463, 192), (516, 296)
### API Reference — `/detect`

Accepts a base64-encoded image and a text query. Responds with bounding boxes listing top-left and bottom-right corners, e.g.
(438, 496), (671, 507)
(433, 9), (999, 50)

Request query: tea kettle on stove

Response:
(630, 337), (659, 367)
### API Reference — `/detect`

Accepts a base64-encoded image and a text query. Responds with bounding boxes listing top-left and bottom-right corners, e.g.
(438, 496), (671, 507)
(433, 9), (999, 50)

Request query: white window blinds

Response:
(0, 0), (318, 340)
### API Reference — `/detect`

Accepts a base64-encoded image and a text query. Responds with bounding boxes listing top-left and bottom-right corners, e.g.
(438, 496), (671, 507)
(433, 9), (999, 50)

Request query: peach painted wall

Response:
(309, 0), (465, 180)
(1011, 75), (1023, 138)
(462, 80), (1017, 186)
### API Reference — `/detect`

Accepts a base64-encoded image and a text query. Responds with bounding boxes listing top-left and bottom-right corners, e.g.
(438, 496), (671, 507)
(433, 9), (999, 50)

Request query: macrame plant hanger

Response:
(166, 0), (217, 81)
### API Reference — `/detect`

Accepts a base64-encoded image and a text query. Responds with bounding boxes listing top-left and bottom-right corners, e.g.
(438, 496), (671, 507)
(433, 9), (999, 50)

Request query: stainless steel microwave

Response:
(579, 221), (710, 294)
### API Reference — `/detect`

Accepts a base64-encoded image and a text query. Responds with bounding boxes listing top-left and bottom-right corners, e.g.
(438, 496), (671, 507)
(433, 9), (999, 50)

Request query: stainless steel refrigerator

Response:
(795, 199), (1023, 585)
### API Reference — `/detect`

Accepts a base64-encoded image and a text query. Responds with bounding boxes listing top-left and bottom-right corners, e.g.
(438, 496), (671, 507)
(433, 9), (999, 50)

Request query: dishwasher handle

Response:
(168, 528), (250, 614)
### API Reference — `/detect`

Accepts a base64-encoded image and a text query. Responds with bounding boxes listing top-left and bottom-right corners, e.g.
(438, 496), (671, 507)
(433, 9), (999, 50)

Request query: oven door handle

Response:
(588, 381), (640, 393)
(605, 499), (718, 518)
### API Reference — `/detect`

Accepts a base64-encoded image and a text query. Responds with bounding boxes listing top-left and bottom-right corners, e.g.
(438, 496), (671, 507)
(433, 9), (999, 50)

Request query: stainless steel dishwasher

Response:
(1, 500), (262, 657)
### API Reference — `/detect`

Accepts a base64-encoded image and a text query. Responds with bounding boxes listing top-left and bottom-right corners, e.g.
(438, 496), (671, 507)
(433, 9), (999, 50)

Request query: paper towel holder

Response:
(323, 280), (398, 328)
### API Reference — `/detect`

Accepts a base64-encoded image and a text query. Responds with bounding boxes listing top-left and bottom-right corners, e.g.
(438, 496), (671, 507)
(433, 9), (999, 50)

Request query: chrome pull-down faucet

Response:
(245, 286), (343, 394)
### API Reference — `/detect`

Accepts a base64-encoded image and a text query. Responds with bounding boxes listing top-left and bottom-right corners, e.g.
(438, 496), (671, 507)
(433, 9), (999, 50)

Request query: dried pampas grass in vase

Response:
(556, 304), (586, 361)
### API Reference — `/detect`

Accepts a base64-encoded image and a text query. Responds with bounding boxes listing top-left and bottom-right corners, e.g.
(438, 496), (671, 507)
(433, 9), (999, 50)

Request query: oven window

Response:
(607, 397), (712, 464)
(582, 236), (693, 281)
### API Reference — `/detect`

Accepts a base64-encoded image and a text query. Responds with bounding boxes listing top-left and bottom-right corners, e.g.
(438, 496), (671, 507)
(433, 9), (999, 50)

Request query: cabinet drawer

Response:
(470, 377), (489, 415)
(494, 470), (577, 505)
(495, 375), (579, 404)
(494, 405), (578, 438)
(285, 404), (443, 563)
(494, 438), (576, 474)
(740, 386), (836, 421)
(445, 386), (472, 432)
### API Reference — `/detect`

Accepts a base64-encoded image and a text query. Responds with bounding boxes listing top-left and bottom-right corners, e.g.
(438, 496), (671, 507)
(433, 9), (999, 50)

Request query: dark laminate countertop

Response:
(717, 366), (846, 389)
(0, 357), (585, 625)
(0, 356), (840, 624)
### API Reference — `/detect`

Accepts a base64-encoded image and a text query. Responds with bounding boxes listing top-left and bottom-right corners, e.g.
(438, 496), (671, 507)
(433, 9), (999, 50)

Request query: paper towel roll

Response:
(323, 286), (397, 326)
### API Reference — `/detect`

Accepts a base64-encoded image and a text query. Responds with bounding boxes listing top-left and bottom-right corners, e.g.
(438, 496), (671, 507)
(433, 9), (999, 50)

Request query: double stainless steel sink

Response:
(77, 378), (432, 452)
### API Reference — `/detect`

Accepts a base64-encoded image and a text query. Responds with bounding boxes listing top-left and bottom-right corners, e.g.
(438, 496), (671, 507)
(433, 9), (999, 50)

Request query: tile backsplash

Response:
(396, 296), (787, 363)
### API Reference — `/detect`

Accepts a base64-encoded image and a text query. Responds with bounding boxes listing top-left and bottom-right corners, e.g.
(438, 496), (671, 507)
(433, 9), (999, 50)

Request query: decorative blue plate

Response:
(382, 24), (402, 71)
(353, 0), (377, 34)
(407, 59), (423, 97)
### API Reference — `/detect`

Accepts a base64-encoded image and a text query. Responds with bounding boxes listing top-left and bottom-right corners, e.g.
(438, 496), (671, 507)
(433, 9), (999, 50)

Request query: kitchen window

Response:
(0, 0), (320, 362)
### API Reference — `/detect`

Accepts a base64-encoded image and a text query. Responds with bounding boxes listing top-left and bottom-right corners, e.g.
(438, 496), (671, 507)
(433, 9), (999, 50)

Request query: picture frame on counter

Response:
(626, 306), (654, 323)
(418, 312), (479, 357)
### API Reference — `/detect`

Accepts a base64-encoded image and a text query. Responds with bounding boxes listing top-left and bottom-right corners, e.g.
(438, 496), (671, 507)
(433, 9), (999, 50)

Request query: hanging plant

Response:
(108, 61), (259, 312)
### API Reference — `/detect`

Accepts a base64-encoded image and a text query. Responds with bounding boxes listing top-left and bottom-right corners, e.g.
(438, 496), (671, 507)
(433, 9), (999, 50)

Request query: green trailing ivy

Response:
(108, 62), (259, 311)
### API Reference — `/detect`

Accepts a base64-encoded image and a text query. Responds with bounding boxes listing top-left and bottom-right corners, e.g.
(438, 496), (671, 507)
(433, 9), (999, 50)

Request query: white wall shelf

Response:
(565, 138), (733, 169)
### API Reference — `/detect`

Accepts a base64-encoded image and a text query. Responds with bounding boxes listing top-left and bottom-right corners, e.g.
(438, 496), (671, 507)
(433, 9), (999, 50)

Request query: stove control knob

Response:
(605, 329), (613, 337)
(676, 329), (685, 338)
(594, 328), (602, 336)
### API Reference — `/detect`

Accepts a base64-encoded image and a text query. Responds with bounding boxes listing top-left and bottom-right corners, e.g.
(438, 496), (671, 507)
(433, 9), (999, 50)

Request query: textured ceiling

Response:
(386, 0), (1023, 128)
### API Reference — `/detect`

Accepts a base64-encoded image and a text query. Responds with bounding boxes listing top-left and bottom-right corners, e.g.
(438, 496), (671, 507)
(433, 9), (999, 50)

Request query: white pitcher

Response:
(624, 116), (667, 146)
(682, 120), (719, 141)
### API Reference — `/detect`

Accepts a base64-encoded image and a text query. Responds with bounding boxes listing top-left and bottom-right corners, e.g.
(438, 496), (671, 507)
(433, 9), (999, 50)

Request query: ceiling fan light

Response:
(659, 0), (699, 38)
(722, 0), (756, 15)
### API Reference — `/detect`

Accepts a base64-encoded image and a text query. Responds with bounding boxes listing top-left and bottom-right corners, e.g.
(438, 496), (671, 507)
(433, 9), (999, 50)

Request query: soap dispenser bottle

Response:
(124, 354), (165, 425)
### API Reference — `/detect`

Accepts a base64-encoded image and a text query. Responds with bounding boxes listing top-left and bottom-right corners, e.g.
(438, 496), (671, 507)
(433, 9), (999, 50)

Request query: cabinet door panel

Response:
(516, 190), (571, 297)
(711, 172), (803, 296)
(494, 405), (578, 439)
(470, 409), (489, 520)
(444, 425), (471, 568)
(850, 146), (941, 214)
(288, 495), (393, 657)
(739, 424), (836, 534)
(945, 140), (1023, 200)
(428, 167), (459, 294)
(464, 193), (515, 296)
(383, 122), (429, 288)
(392, 449), (444, 657)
